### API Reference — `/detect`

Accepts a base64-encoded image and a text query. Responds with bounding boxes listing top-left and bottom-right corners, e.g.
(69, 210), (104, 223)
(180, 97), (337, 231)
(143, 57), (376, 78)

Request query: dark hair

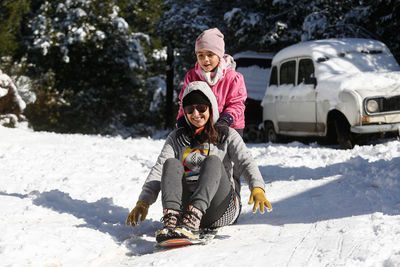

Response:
(188, 109), (219, 145)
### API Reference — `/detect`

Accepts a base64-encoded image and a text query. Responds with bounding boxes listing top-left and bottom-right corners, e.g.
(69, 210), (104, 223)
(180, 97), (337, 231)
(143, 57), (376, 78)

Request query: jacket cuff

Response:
(218, 113), (234, 126)
(250, 182), (265, 192)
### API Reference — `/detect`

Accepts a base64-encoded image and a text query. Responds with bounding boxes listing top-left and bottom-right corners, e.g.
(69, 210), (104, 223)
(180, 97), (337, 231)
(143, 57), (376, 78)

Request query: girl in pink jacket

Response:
(176, 28), (247, 134)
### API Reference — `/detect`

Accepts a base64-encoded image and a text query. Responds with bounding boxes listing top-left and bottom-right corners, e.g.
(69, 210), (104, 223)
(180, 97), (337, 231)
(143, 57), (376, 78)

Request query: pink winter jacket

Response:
(177, 65), (247, 129)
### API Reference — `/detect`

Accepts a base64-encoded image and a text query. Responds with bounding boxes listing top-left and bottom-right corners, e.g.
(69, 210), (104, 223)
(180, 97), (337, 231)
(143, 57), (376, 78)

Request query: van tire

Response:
(244, 123), (262, 143)
(334, 118), (354, 149)
(264, 121), (278, 143)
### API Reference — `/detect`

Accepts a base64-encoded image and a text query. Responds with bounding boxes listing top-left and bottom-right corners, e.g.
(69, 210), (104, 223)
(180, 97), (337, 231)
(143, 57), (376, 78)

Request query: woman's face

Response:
(196, 50), (220, 72)
(184, 104), (210, 128)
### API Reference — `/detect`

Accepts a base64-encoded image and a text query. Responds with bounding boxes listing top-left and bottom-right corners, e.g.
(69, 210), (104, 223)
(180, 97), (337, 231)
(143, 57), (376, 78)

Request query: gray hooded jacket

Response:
(138, 81), (265, 205)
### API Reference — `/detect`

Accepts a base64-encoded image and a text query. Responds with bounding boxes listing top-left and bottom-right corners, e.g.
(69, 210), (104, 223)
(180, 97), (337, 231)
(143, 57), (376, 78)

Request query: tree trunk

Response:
(165, 45), (174, 129)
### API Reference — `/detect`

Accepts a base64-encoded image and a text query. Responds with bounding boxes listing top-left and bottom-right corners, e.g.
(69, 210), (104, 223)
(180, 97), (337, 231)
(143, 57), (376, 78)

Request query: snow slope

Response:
(1, 126), (400, 266)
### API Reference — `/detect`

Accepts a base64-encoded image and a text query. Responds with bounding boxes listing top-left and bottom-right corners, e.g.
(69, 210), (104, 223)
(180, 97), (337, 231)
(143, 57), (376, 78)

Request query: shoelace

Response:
(160, 213), (179, 228)
(182, 210), (201, 229)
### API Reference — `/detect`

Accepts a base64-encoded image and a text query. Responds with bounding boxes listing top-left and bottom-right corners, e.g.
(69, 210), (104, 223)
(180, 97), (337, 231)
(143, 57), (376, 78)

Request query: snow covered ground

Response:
(1, 126), (400, 267)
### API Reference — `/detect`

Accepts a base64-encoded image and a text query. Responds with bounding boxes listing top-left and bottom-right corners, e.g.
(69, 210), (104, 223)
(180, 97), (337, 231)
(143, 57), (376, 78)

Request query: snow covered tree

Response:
(223, 1), (275, 53)
(116, 0), (170, 129)
(155, 0), (214, 126)
(223, 0), (399, 60)
(251, 0), (353, 51)
(375, 0), (400, 61)
(15, 0), (399, 134)
(301, 0), (359, 41)
(347, 0), (400, 62)
(25, 0), (149, 134)
(157, 0), (214, 74)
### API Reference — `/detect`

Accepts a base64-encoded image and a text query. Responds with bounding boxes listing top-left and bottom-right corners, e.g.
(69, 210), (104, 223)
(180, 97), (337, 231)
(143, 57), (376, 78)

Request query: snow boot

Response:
(155, 209), (181, 242)
(173, 205), (203, 240)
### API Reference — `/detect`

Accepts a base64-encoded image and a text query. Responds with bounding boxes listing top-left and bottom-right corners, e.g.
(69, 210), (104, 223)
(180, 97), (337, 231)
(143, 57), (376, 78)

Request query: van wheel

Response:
(264, 122), (278, 143)
(335, 119), (354, 149)
(244, 124), (262, 143)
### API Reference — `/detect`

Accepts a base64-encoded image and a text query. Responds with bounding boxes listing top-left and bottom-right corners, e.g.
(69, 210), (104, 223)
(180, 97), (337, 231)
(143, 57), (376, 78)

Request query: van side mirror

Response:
(305, 76), (317, 88)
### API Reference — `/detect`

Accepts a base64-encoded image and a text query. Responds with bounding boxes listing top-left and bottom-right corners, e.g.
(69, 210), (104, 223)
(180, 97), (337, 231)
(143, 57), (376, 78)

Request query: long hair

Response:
(188, 108), (220, 145)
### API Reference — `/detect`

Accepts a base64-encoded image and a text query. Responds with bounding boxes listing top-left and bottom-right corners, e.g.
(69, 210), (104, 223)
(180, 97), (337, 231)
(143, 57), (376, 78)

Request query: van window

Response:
(280, 60), (296, 85)
(298, 58), (315, 84)
(269, 66), (278, 86)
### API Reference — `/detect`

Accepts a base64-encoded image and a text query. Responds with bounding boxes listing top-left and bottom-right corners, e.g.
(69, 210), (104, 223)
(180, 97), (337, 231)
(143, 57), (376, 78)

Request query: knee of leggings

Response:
(165, 158), (181, 166)
(205, 155), (222, 165)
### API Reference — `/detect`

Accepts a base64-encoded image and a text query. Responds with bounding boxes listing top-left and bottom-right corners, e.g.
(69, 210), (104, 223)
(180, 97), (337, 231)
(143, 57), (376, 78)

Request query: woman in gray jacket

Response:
(126, 81), (272, 242)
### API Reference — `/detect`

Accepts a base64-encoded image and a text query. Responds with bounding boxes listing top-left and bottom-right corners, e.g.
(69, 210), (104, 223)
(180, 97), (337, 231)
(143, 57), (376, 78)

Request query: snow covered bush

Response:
(145, 75), (179, 128)
(0, 69), (28, 128)
(29, 0), (146, 69)
(26, 0), (150, 134)
(147, 76), (166, 114)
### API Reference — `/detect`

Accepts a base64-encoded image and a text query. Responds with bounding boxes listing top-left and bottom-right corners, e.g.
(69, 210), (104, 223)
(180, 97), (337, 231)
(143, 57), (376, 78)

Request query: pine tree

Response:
(25, 0), (149, 134)
(117, 0), (169, 129)
(223, 0), (275, 53)
(0, 0), (30, 57)
(155, 0), (214, 126)
(157, 0), (213, 73)
(357, 0), (400, 62)
(0, 0), (30, 70)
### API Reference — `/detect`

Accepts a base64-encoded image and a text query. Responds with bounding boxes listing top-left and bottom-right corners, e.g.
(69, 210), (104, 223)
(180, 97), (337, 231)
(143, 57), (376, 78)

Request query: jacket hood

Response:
(181, 81), (219, 125)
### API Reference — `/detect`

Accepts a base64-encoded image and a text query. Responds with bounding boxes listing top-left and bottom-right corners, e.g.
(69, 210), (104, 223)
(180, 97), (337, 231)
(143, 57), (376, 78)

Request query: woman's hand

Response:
(248, 187), (273, 213)
(126, 200), (149, 228)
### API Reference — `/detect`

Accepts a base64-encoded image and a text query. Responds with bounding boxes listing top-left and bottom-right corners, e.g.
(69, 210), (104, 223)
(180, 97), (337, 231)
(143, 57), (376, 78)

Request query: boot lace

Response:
(182, 206), (202, 230)
(160, 211), (180, 229)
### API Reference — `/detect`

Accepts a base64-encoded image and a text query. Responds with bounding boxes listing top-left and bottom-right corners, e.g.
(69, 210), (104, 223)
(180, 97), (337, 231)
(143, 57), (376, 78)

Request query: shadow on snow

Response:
(0, 189), (161, 256)
(1, 154), (400, 254)
(240, 156), (400, 225)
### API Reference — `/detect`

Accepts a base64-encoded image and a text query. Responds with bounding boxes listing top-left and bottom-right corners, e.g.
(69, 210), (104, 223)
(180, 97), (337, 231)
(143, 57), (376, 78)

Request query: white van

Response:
(261, 38), (400, 148)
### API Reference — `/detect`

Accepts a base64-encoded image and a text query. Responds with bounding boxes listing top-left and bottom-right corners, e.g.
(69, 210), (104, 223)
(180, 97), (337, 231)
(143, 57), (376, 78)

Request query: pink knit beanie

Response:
(195, 28), (225, 58)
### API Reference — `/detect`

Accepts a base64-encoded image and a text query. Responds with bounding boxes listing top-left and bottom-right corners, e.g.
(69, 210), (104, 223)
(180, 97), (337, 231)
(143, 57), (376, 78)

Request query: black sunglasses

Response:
(184, 104), (209, 114)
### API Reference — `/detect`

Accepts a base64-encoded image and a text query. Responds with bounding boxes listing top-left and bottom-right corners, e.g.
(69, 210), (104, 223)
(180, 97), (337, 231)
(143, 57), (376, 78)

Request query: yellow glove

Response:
(126, 200), (149, 228)
(248, 187), (273, 213)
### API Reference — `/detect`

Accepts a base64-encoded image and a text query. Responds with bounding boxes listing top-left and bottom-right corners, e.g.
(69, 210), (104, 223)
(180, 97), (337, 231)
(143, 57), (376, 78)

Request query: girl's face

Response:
(196, 50), (220, 72)
(184, 104), (210, 128)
